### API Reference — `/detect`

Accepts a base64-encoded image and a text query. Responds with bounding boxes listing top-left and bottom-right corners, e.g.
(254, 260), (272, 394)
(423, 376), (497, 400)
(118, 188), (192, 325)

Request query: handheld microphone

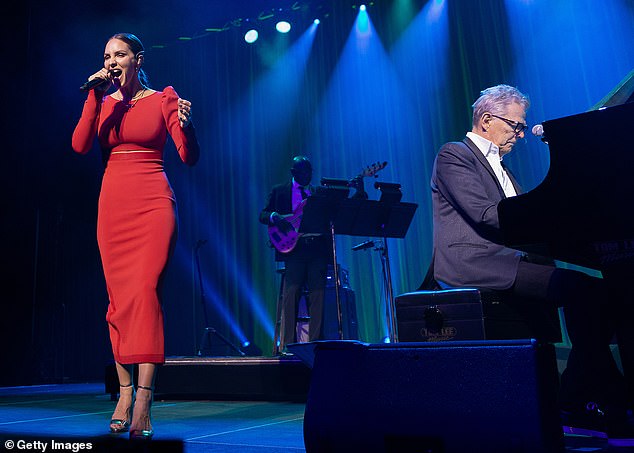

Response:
(79, 69), (121, 91)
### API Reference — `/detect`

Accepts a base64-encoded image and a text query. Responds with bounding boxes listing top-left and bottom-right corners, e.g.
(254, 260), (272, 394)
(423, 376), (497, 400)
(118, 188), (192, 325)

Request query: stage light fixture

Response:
(244, 29), (259, 43)
(258, 10), (275, 21)
(360, 4), (367, 11)
(240, 341), (263, 356)
(314, 18), (320, 25)
(276, 20), (291, 33)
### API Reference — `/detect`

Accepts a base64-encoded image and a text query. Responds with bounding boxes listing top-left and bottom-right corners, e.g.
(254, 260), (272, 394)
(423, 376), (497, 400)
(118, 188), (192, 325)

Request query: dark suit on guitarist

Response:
(259, 157), (331, 352)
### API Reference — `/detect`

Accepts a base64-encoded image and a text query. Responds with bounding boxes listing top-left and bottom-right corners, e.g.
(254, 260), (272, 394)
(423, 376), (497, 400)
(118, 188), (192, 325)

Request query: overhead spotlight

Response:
(314, 18), (320, 25)
(244, 29), (258, 43)
(276, 20), (291, 33)
(360, 4), (367, 11)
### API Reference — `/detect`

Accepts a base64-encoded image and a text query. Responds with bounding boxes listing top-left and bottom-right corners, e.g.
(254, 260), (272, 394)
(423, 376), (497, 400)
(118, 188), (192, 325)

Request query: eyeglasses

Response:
(490, 114), (528, 134)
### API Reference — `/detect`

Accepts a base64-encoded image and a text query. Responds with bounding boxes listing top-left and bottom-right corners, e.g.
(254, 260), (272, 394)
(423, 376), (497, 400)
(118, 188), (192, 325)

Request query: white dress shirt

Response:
(466, 132), (517, 198)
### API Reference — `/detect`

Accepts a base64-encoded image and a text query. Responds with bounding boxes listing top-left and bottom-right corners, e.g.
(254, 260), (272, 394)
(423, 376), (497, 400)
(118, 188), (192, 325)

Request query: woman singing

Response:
(72, 32), (200, 439)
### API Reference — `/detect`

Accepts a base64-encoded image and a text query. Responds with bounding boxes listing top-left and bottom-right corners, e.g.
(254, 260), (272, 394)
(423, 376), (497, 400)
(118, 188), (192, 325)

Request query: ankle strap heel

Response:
(110, 384), (133, 434)
(130, 385), (154, 440)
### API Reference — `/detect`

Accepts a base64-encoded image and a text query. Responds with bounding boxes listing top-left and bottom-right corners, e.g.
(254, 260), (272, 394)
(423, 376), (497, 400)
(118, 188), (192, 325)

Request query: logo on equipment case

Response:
(420, 326), (458, 341)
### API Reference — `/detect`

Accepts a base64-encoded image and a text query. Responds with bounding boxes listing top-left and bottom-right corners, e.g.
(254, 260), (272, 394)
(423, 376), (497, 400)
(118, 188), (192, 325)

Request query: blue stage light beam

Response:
(389, 0), (449, 109)
(229, 24), (319, 340)
(502, 0), (634, 189)
(200, 277), (250, 345)
(201, 222), (276, 340)
(172, 243), (251, 347)
(180, 171), (282, 344)
(170, 212), (275, 345)
(224, 22), (319, 152)
(356, 5), (370, 38)
(386, 0), (450, 301)
(306, 6), (422, 342)
(428, 0), (446, 22)
(180, 23), (319, 348)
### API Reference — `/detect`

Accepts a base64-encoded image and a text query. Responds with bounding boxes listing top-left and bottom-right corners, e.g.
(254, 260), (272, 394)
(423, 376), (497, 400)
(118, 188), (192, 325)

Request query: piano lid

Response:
(589, 68), (634, 111)
(498, 99), (634, 270)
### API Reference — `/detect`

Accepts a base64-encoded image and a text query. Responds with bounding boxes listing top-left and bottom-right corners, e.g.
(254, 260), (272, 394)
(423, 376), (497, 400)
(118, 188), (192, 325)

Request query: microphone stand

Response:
(354, 239), (397, 343)
(195, 240), (245, 357)
(378, 238), (398, 343)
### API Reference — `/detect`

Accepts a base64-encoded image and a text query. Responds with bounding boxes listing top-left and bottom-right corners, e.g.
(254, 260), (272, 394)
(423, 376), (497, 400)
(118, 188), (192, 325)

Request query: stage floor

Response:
(0, 382), (305, 452)
(0, 382), (625, 452)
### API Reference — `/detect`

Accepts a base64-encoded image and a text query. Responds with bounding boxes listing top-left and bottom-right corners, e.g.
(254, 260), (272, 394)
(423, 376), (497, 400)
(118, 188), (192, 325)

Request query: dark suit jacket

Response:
(260, 181), (324, 262)
(260, 182), (294, 224)
(431, 137), (523, 290)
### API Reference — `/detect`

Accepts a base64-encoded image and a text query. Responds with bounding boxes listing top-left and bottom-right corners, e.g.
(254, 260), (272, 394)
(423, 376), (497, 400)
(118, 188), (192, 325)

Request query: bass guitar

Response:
(268, 161), (387, 253)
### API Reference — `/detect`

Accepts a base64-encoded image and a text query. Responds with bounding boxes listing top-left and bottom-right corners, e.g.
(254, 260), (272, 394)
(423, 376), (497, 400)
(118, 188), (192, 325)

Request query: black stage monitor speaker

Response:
(302, 340), (563, 453)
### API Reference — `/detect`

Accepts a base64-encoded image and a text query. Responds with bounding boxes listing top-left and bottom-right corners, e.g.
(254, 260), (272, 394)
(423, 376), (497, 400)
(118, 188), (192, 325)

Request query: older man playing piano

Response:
(430, 84), (633, 446)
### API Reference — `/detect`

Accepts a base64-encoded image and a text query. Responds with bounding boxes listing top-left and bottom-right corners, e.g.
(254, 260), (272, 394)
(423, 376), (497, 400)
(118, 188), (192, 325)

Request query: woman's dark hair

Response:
(109, 32), (150, 88)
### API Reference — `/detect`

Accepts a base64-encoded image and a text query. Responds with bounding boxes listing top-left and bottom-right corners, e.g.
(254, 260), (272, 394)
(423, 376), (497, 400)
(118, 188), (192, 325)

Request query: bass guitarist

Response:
(259, 156), (331, 354)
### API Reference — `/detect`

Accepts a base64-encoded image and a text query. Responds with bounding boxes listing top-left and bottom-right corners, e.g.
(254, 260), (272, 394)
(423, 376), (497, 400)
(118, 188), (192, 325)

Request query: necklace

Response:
(116, 88), (147, 109)
(126, 88), (146, 108)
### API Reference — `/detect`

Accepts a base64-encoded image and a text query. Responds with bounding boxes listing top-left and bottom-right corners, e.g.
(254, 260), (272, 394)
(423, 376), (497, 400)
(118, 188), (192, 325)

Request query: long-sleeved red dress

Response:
(72, 86), (199, 364)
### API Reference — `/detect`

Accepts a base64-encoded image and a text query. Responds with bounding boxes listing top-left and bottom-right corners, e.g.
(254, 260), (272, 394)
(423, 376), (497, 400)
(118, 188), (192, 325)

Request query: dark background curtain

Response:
(2, 0), (633, 385)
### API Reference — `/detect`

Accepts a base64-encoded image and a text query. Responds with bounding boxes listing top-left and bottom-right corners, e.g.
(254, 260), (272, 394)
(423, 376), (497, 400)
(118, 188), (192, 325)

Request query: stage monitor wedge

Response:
(302, 340), (563, 453)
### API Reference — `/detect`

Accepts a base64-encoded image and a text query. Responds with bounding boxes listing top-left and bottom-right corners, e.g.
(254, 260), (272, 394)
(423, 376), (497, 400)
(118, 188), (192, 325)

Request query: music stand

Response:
(299, 188), (349, 340)
(300, 194), (417, 342)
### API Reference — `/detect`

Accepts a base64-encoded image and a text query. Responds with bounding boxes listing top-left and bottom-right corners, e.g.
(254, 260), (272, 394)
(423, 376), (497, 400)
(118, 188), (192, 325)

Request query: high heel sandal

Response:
(109, 383), (133, 434)
(129, 385), (154, 440)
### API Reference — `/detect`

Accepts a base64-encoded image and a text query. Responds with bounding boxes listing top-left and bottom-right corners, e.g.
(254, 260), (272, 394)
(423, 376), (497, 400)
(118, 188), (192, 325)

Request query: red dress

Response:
(72, 86), (199, 364)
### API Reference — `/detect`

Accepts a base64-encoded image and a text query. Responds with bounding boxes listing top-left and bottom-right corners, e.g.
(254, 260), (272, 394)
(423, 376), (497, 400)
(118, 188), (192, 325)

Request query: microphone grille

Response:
(531, 124), (544, 137)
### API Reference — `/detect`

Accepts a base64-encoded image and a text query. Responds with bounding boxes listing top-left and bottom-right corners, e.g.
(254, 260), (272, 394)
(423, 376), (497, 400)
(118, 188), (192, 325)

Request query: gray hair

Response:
(472, 84), (529, 127)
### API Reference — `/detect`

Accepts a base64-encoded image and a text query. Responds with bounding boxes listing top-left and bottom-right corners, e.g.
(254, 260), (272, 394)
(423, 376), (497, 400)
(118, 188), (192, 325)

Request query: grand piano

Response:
(498, 70), (634, 278)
